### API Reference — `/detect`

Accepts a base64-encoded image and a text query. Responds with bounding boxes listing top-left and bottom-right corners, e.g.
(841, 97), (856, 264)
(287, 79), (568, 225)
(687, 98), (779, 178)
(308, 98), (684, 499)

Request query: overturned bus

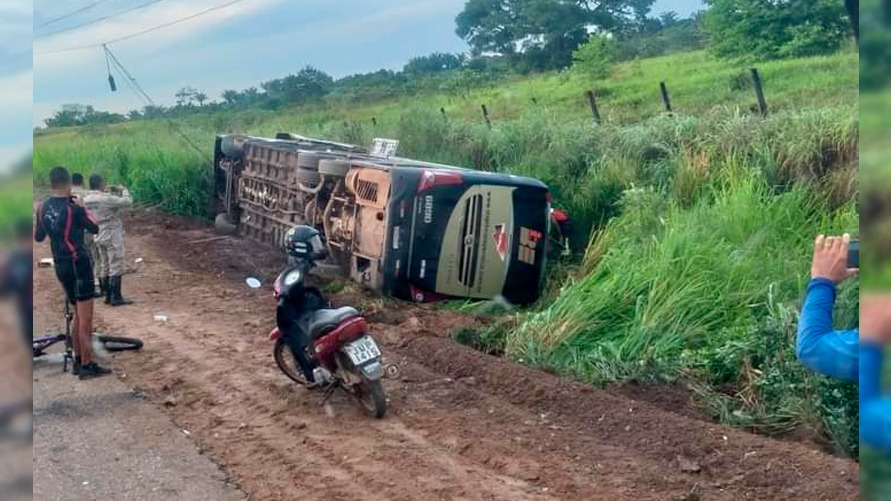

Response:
(213, 133), (551, 305)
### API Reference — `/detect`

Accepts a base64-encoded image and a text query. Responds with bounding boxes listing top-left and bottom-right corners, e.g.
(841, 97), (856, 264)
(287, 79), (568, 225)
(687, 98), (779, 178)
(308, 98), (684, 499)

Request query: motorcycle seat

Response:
(309, 306), (360, 339)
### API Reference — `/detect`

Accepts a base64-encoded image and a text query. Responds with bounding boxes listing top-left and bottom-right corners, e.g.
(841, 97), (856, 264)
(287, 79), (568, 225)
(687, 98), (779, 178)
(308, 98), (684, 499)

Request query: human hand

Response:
(71, 195), (85, 208)
(810, 234), (858, 284)
(861, 294), (891, 344)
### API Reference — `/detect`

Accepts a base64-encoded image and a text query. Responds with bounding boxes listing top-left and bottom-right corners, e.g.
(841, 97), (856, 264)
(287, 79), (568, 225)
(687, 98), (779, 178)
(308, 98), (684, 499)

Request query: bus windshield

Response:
(383, 167), (549, 305)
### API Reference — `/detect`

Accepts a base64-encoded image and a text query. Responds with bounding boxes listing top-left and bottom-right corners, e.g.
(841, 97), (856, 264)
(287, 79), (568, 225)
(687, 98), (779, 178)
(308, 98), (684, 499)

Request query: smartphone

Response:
(847, 239), (858, 268)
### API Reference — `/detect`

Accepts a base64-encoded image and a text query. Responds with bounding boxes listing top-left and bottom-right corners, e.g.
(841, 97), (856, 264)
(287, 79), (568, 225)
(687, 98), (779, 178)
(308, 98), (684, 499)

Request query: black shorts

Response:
(54, 258), (95, 303)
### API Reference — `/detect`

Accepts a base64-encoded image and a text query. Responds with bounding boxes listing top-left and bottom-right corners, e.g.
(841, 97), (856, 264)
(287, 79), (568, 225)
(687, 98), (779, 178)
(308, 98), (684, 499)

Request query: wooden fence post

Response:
(585, 90), (601, 125)
(481, 104), (492, 128)
(659, 81), (672, 113)
(750, 68), (768, 116)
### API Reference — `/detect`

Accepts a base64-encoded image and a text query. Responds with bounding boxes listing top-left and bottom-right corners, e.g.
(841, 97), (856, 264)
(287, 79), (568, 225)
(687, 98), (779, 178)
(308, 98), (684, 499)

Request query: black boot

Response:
(95, 277), (108, 299)
(79, 362), (112, 380)
(109, 276), (133, 307)
(72, 357), (81, 376)
(104, 276), (112, 305)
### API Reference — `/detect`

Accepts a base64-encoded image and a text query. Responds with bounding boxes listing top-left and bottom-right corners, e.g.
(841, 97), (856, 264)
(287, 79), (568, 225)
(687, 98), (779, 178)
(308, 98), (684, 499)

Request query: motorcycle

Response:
(254, 256), (390, 419)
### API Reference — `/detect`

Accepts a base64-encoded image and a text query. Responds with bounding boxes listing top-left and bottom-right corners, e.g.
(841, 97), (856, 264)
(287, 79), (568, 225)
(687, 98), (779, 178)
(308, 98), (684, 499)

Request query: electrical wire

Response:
(35, 0), (117, 29)
(35, 0), (250, 55)
(36, 0), (170, 40)
(104, 45), (212, 163)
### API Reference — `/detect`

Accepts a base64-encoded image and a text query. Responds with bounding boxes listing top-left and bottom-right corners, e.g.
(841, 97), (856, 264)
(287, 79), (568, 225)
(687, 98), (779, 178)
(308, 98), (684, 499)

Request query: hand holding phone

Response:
(847, 239), (858, 269)
(811, 234), (858, 284)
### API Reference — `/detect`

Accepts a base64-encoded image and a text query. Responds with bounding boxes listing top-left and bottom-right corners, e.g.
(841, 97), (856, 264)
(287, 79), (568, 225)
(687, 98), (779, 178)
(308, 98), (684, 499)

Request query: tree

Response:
(141, 105), (167, 119)
(615, 13), (704, 60)
(44, 104), (125, 128)
(455, 0), (654, 71)
(703, 0), (852, 60)
(175, 86), (199, 106)
(261, 66), (333, 106)
(843, 0), (857, 43)
(860, 0), (890, 89)
(403, 52), (465, 75)
(221, 89), (239, 106)
(195, 92), (208, 106)
(571, 34), (618, 78)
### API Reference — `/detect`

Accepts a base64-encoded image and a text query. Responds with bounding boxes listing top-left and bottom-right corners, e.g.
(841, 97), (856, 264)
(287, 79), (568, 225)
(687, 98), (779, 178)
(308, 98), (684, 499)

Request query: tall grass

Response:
(0, 175), (33, 244)
(510, 175), (859, 454)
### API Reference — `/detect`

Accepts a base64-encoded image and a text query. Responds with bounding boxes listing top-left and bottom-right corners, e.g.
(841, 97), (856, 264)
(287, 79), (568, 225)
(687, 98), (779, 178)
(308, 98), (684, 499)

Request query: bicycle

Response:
(32, 299), (143, 372)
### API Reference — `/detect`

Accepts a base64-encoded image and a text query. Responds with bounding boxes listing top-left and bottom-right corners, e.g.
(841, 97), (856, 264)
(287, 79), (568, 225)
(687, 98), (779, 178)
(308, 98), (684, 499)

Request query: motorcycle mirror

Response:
(245, 277), (262, 289)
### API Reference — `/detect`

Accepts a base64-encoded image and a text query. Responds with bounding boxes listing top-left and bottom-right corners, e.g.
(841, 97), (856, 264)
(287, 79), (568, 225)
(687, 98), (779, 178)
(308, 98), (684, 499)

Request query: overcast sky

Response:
(1, 0), (32, 170)
(33, 0), (703, 127)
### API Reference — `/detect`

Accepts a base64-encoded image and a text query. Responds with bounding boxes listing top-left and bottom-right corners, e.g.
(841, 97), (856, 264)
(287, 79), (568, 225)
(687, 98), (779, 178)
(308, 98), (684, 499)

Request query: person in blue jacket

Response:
(795, 233), (890, 451)
(796, 234), (858, 380)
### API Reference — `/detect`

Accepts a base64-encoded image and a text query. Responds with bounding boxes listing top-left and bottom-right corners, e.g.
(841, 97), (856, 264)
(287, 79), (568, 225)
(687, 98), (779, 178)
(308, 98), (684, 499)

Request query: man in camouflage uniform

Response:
(72, 173), (105, 298)
(83, 174), (134, 306)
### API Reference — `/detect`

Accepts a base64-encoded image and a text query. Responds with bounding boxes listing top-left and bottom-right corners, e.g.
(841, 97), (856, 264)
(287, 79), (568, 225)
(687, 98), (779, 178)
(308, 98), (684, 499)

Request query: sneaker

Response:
(78, 362), (112, 380)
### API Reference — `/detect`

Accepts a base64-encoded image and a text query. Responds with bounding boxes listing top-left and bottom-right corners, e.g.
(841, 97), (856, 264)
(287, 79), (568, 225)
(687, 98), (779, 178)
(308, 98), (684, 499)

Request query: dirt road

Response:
(33, 210), (858, 501)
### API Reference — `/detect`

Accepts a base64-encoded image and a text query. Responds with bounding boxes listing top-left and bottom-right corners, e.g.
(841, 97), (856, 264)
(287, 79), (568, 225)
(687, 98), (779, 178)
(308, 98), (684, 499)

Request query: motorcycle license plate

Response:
(344, 336), (381, 365)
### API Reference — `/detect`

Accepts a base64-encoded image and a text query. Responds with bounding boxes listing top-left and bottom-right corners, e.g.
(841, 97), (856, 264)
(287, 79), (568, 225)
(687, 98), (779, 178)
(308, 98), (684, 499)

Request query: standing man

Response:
(71, 173), (86, 197)
(34, 167), (111, 379)
(84, 174), (134, 306)
(73, 172), (105, 298)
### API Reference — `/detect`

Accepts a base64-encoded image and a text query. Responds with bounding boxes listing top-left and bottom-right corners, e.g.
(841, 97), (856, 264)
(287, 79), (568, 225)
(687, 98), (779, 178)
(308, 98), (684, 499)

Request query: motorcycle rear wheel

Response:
(354, 378), (387, 419)
(273, 339), (310, 386)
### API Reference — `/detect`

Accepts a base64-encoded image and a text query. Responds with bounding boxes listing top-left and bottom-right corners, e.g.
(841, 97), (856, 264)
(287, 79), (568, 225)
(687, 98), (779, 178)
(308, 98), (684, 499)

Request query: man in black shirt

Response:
(34, 167), (111, 379)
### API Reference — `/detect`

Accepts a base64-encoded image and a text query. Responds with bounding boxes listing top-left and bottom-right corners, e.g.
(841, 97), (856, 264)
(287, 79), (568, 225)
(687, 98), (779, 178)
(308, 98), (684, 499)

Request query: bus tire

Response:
(318, 159), (351, 177)
(295, 168), (321, 185)
(296, 153), (322, 170)
(220, 134), (247, 158)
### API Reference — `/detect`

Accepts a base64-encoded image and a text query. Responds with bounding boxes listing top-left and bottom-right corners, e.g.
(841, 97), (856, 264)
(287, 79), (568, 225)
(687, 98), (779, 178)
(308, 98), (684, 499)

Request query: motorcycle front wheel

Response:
(354, 378), (387, 419)
(273, 339), (310, 386)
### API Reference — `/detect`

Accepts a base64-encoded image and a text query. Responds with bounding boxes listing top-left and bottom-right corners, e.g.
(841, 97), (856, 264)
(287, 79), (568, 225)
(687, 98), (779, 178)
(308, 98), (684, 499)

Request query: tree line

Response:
(42, 0), (855, 129)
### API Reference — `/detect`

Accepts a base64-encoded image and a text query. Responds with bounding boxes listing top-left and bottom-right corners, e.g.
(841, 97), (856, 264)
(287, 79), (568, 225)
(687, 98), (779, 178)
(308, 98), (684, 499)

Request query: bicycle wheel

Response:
(32, 334), (65, 357)
(97, 335), (143, 352)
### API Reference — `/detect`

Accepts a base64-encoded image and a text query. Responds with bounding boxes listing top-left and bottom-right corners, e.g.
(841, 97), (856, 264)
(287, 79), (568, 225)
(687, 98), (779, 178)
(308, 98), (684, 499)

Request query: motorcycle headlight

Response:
(283, 269), (302, 287)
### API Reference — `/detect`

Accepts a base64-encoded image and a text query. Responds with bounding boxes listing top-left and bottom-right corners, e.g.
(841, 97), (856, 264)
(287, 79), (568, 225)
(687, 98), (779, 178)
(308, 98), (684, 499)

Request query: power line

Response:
(35, 0), (250, 55)
(104, 45), (212, 163)
(35, 0), (117, 29)
(36, 0), (170, 40)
